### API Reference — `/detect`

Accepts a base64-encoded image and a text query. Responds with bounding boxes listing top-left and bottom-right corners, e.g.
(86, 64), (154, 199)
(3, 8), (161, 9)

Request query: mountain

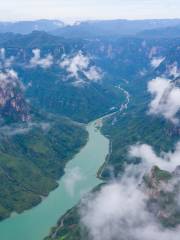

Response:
(0, 31), (175, 124)
(33, 29), (180, 239)
(0, 114), (88, 220)
(0, 32), (90, 220)
(0, 31), (125, 123)
(143, 166), (180, 227)
(51, 19), (180, 38)
(0, 70), (30, 123)
(0, 19), (64, 34)
(0, 31), (68, 47)
(138, 25), (180, 39)
(0, 67), (88, 221)
(0, 24), (179, 236)
(1, 19), (180, 40)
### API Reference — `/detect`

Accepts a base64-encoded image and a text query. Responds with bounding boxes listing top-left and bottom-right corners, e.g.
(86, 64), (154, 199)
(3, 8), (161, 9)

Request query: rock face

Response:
(143, 166), (180, 227)
(0, 70), (30, 122)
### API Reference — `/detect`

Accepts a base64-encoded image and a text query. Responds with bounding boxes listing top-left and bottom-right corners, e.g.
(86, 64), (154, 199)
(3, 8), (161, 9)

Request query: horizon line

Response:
(1, 17), (180, 24)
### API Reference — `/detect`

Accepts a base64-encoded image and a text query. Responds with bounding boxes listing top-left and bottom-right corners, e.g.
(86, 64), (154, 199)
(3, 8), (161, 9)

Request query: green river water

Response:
(0, 119), (109, 240)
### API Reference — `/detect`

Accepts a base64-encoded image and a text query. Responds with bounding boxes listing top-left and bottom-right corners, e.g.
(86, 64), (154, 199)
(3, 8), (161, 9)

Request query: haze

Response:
(0, 0), (180, 23)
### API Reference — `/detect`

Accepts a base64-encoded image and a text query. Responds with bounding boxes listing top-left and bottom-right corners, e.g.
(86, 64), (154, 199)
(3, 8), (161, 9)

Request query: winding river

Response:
(0, 119), (109, 240)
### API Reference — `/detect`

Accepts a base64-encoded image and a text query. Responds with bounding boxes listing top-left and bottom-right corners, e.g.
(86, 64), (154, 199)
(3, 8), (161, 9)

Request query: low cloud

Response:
(81, 178), (148, 240)
(168, 63), (180, 79)
(64, 167), (84, 197)
(129, 141), (180, 172)
(0, 48), (5, 60)
(83, 66), (102, 82)
(0, 124), (32, 136)
(80, 172), (180, 240)
(0, 69), (24, 89)
(149, 47), (158, 59)
(30, 49), (53, 69)
(148, 77), (180, 124)
(151, 57), (165, 68)
(0, 122), (50, 137)
(60, 51), (102, 85)
(0, 69), (18, 82)
(0, 48), (14, 69)
(60, 51), (89, 79)
(80, 141), (180, 240)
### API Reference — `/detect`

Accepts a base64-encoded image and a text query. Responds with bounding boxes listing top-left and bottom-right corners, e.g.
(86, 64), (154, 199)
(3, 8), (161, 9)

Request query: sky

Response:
(0, 0), (180, 22)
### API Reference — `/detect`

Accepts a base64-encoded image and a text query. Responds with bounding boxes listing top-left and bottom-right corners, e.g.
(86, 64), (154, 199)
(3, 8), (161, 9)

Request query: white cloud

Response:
(81, 179), (147, 240)
(83, 66), (102, 82)
(0, 123), (32, 136)
(129, 141), (180, 172)
(0, 48), (14, 69)
(0, 48), (5, 60)
(139, 69), (147, 77)
(168, 63), (180, 79)
(60, 51), (89, 78)
(0, 69), (19, 89)
(148, 77), (180, 124)
(80, 163), (180, 240)
(60, 51), (102, 85)
(149, 47), (158, 59)
(0, 122), (50, 136)
(30, 49), (53, 69)
(151, 57), (165, 68)
(80, 140), (180, 240)
(64, 167), (84, 197)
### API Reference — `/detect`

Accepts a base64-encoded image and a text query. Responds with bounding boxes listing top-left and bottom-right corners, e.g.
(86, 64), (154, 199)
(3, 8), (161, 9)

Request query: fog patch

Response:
(0, 69), (25, 91)
(129, 141), (180, 172)
(60, 51), (102, 86)
(168, 63), (180, 79)
(0, 48), (14, 69)
(147, 77), (180, 124)
(151, 57), (165, 68)
(80, 142), (180, 240)
(30, 49), (53, 69)
(0, 122), (50, 137)
(64, 167), (84, 197)
(83, 66), (102, 82)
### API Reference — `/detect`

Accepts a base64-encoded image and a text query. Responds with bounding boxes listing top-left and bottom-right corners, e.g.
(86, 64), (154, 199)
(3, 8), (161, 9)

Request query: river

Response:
(0, 119), (109, 240)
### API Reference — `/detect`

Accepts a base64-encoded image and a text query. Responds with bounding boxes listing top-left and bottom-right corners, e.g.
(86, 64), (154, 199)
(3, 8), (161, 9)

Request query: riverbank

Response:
(0, 119), (109, 240)
(0, 115), (88, 222)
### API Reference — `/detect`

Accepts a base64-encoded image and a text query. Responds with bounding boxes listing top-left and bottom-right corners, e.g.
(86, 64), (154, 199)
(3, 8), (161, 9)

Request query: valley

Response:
(0, 118), (109, 240)
(0, 18), (179, 240)
(0, 115), (88, 220)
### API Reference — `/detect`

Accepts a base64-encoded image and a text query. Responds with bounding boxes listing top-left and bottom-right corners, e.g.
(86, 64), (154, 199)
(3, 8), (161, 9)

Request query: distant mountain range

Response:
(1, 19), (180, 37)
(138, 25), (180, 38)
(1, 29), (180, 124)
(50, 19), (180, 38)
(0, 19), (64, 34)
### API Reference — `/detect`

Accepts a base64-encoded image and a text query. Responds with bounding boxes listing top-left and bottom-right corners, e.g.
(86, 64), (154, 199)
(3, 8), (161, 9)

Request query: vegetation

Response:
(101, 78), (179, 178)
(45, 207), (82, 240)
(0, 115), (88, 220)
(0, 28), (179, 238)
(43, 33), (180, 239)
